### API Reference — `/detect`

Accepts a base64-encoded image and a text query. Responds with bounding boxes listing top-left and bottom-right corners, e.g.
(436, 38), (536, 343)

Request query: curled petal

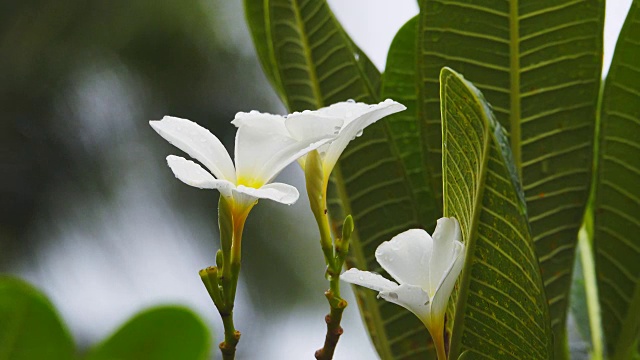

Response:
(429, 217), (461, 295)
(379, 284), (431, 323)
(340, 268), (398, 293)
(376, 229), (432, 290)
(235, 124), (332, 186)
(284, 111), (344, 143)
(150, 116), (236, 183)
(234, 183), (299, 205)
(322, 99), (406, 174)
(284, 113), (343, 168)
(166, 155), (234, 197)
(315, 100), (380, 119)
(430, 241), (466, 327)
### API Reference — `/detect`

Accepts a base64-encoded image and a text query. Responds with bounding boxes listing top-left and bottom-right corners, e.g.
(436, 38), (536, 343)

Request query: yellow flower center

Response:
(236, 176), (264, 189)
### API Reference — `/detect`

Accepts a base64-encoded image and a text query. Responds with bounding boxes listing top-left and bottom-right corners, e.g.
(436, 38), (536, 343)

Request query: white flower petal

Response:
(379, 284), (431, 323)
(430, 241), (466, 326)
(284, 111), (344, 142)
(340, 268), (398, 293)
(375, 229), (432, 290)
(284, 113), (343, 168)
(429, 217), (461, 295)
(150, 116), (237, 183)
(166, 155), (234, 197)
(323, 99), (406, 173)
(315, 101), (376, 119)
(234, 124), (332, 186)
(232, 111), (290, 137)
(234, 183), (299, 205)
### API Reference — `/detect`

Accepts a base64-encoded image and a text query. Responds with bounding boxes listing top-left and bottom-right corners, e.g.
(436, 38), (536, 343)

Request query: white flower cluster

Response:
(150, 99), (404, 210)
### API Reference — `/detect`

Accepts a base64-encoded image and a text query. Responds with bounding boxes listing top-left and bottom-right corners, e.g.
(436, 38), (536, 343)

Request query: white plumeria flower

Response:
(149, 115), (333, 210)
(341, 217), (465, 348)
(233, 99), (406, 182)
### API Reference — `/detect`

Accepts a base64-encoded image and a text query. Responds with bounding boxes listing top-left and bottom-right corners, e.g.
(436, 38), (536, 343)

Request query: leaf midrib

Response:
(509, 0), (522, 179)
(291, 0), (323, 109)
(442, 70), (494, 359)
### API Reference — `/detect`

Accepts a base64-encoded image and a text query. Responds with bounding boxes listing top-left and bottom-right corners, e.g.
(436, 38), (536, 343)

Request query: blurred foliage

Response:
(0, 277), (74, 360)
(86, 306), (210, 360)
(0, 0), (274, 264)
(0, 277), (210, 360)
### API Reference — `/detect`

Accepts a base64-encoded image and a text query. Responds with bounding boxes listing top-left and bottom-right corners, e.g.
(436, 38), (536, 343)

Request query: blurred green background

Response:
(0, 0), (633, 359)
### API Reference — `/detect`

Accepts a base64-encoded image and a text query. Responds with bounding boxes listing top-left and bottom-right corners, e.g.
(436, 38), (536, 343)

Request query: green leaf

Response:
(419, 0), (604, 352)
(569, 240), (591, 347)
(0, 277), (74, 360)
(569, 221), (604, 360)
(86, 306), (210, 360)
(245, 2), (439, 358)
(244, 0), (380, 111)
(593, 1), (640, 358)
(243, 0), (286, 101)
(363, 15), (441, 359)
(381, 16), (440, 228)
(440, 67), (553, 359)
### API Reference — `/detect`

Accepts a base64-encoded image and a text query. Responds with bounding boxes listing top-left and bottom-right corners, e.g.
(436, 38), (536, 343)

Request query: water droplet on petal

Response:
(346, 99), (355, 103)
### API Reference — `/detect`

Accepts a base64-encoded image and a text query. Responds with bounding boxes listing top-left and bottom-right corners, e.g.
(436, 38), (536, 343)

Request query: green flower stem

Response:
(313, 201), (340, 280)
(219, 308), (240, 360)
(431, 327), (447, 360)
(309, 180), (349, 360)
(199, 266), (239, 360)
(315, 288), (347, 360)
(313, 202), (347, 360)
(199, 197), (253, 360)
(306, 151), (349, 360)
(219, 197), (234, 287)
(228, 211), (248, 303)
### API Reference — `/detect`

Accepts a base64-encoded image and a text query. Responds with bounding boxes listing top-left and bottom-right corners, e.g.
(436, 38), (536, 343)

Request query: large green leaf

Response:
(441, 67), (553, 359)
(85, 306), (210, 360)
(593, 1), (640, 358)
(244, 0), (381, 110)
(0, 277), (74, 360)
(245, 1), (439, 358)
(419, 0), (604, 351)
(381, 16), (440, 229)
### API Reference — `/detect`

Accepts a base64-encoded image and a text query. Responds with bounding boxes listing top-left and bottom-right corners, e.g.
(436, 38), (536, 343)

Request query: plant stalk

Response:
(431, 326), (447, 360)
(219, 308), (240, 360)
(312, 204), (348, 360)
(306, 151), (350, 359)
(200, 197), (254, 360)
